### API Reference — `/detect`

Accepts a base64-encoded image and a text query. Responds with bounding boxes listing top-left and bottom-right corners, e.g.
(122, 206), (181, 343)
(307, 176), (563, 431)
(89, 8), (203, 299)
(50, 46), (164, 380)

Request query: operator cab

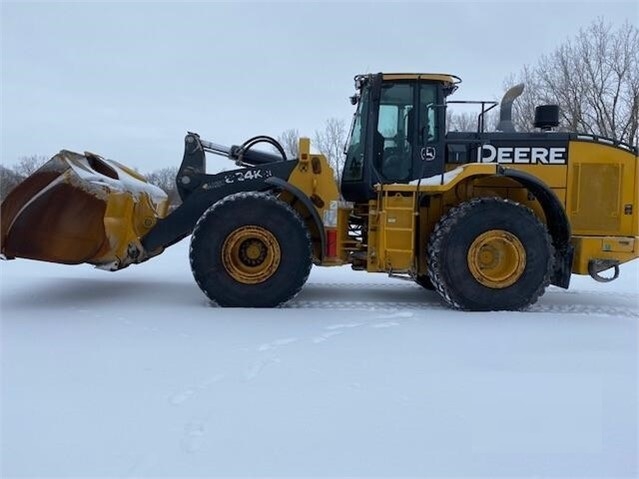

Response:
(341, 72), (460, 203)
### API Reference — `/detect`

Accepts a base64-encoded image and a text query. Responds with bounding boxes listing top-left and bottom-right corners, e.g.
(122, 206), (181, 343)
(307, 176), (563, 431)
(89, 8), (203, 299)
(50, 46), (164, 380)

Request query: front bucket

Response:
(1, 150), (168, 270)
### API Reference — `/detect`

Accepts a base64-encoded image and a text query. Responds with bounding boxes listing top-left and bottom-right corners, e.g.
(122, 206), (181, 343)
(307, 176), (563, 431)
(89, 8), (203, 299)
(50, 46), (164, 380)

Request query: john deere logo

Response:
(478, 145), (567, 165)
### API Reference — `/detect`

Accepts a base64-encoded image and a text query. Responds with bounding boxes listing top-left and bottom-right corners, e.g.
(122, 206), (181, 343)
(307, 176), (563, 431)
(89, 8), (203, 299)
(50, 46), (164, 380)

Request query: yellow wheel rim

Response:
(222, 226), (281, 284)
(467, 230), (526, 289)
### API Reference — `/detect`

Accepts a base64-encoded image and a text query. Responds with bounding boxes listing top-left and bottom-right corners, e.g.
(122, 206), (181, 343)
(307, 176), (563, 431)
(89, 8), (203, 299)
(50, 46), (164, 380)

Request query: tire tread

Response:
(427, 197), (554, 311)
(189, 192), (312, 307)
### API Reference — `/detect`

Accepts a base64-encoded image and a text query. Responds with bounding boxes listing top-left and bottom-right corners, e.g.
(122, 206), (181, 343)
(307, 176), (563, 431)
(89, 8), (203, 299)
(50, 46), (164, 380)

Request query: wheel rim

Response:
(467, 229), (526, 289)
(222, 226), (281, 284)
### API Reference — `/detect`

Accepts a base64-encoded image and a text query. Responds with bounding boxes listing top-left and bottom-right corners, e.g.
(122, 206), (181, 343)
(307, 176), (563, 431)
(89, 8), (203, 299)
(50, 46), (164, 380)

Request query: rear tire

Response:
(427, 197), (554, 311)
(190, 192), (312, 307)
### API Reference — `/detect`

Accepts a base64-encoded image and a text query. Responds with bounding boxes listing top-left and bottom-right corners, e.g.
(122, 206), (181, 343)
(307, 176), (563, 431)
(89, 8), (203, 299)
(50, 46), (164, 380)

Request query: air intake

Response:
(534, 105), (560, 131)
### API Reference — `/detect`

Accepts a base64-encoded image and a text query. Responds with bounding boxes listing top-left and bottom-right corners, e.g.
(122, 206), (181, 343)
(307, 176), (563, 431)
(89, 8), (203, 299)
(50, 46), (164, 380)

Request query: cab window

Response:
(419, 84), (439, 142)
(343, 88), (369, 182)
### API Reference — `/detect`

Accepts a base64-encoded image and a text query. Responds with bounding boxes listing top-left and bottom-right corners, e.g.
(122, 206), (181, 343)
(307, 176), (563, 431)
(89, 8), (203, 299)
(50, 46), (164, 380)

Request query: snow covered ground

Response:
(1, 239), (637, 478)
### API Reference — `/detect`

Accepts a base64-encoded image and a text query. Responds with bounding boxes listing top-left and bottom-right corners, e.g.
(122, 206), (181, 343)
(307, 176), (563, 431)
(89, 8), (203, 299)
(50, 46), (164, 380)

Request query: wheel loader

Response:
(2, 73), (638, 310)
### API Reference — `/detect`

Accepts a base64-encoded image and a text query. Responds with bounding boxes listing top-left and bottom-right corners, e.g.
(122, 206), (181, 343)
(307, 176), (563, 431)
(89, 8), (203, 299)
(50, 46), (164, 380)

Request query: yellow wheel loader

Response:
(2, 73), (637, 310)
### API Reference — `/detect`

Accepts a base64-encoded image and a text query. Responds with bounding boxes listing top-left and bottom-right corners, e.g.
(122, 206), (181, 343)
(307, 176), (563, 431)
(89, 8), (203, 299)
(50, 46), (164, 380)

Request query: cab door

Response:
(411, 82), (446, 181)
(371, 81), (445, 183)
(373, 81), (416, 183)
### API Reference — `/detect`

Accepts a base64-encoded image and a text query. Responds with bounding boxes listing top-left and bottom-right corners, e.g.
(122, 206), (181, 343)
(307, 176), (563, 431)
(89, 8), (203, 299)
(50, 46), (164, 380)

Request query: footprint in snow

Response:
(257, 337), (298, 351)
(325, 322), (364, 330)
(244, 357), (281, 381)
(181, 422), (205, 454)
(312, 331), (343, 343)
(169, 374), (225, 406)
(126, 452), (159, 477)
(197, 374), (225, 390)
(169, 389), (194, 405)
(371, 321), (400, 328)
(375, 311), (414, 319)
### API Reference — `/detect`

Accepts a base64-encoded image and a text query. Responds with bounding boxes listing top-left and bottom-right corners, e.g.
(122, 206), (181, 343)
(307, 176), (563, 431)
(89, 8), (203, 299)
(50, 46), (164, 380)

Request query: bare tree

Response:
(277, 129), (300, 159)
(447, 111), (480, 132)
(1, 155), (48, 202)
(0, 165), (23, 201)
(314, 118), (348, 181)
(146, 166), (181, 207)
(508, 19), (639, 145)
(447, 107), (500, 132)
(14, 155), (48, 177)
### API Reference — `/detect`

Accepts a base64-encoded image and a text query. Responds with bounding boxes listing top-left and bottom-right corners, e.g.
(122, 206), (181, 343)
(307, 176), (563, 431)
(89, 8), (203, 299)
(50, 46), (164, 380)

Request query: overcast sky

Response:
(1, 1), (637, 172)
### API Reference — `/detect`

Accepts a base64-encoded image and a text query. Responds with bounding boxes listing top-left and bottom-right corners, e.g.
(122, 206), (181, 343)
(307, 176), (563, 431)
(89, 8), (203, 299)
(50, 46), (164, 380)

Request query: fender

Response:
(501, 167), (574, 288)
(265, 176), (326, 261)
(141, 161), (297, 252)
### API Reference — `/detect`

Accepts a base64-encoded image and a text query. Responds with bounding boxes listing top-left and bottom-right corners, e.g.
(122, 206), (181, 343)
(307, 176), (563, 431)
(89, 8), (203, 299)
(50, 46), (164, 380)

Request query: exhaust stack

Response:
(497, 83), (525, 133)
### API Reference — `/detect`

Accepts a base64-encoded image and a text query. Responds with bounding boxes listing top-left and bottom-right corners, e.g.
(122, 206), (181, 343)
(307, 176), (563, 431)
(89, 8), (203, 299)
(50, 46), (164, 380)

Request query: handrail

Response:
(574, 134), (638, 154)
(446, 100), (499, 134)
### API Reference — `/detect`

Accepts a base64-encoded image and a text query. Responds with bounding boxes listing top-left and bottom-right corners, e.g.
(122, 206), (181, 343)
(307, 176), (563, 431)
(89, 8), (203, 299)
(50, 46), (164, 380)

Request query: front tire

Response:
(414, 274), (435, 290)
(427, 197), (554, 311)
(190, 192), (312, 307)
